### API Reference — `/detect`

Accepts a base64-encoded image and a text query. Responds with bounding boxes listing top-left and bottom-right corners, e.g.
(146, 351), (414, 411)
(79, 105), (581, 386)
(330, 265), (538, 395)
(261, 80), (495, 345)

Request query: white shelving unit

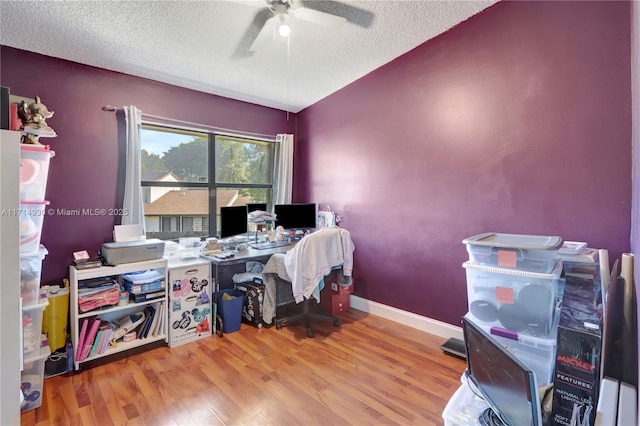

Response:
(69, 258), (168, 371)
(167, 258), (212, 347)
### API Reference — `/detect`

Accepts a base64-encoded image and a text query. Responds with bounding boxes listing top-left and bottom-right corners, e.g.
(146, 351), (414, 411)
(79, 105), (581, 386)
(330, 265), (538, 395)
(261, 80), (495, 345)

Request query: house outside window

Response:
(141, 125), (274, 240)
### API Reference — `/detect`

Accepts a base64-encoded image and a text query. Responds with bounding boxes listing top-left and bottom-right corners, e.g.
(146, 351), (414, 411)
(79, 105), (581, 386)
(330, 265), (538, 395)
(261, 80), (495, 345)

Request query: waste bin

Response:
(41, 284), (69, 352)
(217, 289), (244, 334)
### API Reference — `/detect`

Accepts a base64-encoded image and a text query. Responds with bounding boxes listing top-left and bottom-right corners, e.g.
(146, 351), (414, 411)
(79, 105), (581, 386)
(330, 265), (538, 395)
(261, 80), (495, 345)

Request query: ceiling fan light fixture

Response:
(277, 13), (290, 37)
(278, 23), (290, 37)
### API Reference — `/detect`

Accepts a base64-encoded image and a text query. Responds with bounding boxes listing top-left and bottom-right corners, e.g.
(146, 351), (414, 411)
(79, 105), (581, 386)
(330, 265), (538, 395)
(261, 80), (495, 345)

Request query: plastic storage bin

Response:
(21, 336), (51, 413)
(42, 284), (70, 352)
(442, 374), (488, 426)
(217, 289), (244, 334)
(463, 260), (562, 338)
(20, 145), (55, 201)
(463, 232), (562, 273)
(23, 294), (49, 358)
(467, 314), (558, 386)
(178, 237), (201, 260)
(20, 200), (49, 254)
(20, 245), (48, 306)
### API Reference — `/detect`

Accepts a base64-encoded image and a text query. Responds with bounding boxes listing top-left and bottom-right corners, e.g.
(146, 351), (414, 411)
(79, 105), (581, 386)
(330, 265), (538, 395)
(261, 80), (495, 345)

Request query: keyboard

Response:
(251, 241), (291, 250)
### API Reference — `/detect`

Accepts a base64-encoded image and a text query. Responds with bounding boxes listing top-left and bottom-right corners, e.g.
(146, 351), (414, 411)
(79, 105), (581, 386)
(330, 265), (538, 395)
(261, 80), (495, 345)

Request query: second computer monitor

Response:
(246, 202), (267, 213)
(220, 205), (248, 238)
(274, 203), (317, 230)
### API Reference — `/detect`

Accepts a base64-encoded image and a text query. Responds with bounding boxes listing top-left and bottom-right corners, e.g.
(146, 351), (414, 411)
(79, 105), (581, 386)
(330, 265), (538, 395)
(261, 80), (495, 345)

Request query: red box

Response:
(320, 291), (350, 315)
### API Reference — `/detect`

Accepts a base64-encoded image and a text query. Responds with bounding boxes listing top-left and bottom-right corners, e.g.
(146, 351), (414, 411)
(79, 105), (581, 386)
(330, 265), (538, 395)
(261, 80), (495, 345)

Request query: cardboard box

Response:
(551, 275), (602, 426)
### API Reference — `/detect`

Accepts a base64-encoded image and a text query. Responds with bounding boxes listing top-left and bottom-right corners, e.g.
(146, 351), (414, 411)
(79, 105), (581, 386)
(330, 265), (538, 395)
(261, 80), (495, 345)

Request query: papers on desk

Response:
(113, 224), (146, 242)
(248, 210), (276, 222)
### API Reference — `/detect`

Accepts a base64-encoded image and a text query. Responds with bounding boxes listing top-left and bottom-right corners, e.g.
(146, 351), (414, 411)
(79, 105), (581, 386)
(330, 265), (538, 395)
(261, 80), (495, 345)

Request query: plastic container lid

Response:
(20, 244), (48, 259)
(20, 144), (55, 157)
(24, 335), (51, 364)
(462, 232), (563, 250)
(23, 292), (49, 312)
(462, 260), (563, 279)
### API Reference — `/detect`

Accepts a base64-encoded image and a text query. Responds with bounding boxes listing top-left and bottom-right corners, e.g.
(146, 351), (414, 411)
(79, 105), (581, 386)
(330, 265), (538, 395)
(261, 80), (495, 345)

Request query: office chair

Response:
(268, 226), (355, 338)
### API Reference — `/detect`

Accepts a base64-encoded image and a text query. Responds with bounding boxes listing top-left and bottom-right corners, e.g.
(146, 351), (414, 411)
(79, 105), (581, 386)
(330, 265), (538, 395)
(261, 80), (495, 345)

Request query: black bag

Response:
(235, 280), (265, 328)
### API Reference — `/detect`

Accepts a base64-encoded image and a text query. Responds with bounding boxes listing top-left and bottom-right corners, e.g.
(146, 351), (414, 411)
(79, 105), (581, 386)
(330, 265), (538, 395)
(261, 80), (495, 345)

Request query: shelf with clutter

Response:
(69, 259), (169, 371)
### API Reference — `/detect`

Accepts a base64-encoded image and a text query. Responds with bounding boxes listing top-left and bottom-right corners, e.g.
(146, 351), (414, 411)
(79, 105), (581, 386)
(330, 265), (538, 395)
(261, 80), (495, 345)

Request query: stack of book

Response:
(75, 302), (164, 362)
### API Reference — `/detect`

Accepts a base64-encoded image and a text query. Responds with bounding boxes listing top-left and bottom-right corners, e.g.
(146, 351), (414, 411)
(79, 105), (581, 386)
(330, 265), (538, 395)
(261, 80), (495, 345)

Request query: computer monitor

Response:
(220, 205), (248, 238)
(274, 203), (317, 230)
(462, 316), (543, 426)
(246, 203), (267, 213)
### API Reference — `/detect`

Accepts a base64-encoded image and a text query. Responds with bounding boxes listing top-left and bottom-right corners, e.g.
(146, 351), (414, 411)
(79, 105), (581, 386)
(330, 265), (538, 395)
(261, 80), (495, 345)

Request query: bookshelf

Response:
(69, 258), (168, 371)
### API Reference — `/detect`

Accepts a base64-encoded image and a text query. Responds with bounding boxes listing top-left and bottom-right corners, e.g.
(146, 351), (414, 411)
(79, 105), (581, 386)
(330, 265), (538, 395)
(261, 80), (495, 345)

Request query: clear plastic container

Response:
(464, 260), (562, 338)
(178, 237), (201, 260)
(21, 336), (51, 413)
(442, 375), (487, 426)
(20, 145), (55, 202)
(20, 201), (49, 254)
(20, 245), (48, 306)
(23, 294), (49, 358)
(463, 232), (562, 273)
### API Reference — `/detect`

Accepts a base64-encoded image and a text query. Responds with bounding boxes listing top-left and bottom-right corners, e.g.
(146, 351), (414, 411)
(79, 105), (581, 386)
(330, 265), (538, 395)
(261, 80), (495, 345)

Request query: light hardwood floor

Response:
(21, 309), (466, 425)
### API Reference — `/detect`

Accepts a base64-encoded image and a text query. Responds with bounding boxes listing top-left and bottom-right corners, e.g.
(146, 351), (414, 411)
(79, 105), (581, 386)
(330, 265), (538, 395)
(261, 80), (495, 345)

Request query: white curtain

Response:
(273, 133), (294, 205)
(122, 106), (145, 233)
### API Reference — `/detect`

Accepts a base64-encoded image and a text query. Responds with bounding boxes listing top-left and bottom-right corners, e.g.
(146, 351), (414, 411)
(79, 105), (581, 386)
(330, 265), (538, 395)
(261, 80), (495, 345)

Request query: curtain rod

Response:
(102, 105), (277, 141)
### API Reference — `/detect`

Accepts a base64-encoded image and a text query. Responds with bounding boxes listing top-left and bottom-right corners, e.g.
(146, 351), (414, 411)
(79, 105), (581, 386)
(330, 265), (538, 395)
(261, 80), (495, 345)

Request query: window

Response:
(141, 125), (274, 240)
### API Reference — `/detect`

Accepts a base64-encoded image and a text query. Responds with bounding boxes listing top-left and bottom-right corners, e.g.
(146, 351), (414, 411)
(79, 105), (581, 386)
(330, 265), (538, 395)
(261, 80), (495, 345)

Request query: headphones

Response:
(470, 283), (553, 335)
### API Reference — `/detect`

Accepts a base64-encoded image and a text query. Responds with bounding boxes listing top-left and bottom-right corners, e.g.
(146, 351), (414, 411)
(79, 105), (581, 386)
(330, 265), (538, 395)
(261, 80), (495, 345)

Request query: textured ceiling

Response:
(0, 0), (497, 113)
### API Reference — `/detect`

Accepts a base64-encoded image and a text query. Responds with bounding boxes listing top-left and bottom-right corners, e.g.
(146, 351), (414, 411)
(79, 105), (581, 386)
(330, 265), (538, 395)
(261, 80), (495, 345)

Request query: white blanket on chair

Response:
(284, 227), (355, 303)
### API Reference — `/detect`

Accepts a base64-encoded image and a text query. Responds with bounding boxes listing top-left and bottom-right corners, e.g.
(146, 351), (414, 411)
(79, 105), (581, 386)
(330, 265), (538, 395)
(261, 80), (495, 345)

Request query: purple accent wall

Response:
(1, 46), (295, 284)
(297, 1), (632, 325)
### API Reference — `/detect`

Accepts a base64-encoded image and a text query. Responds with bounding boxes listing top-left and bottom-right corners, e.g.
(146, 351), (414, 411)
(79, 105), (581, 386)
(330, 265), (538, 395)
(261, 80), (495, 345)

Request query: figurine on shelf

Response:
(17, 96), (57, 144)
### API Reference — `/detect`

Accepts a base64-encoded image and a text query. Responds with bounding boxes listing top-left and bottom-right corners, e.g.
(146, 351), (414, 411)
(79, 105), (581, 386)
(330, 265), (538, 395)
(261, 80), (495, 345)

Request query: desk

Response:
(200, 243), (294, 334)
(202, 244), (294, 283)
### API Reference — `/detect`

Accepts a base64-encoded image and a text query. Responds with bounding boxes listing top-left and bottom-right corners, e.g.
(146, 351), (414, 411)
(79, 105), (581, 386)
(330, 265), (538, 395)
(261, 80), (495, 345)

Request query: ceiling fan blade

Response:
(250, 16), (277, 51)
(232, 7), (273, 58)
(292, 7), (346, 30)
(298, 0), (375, 28)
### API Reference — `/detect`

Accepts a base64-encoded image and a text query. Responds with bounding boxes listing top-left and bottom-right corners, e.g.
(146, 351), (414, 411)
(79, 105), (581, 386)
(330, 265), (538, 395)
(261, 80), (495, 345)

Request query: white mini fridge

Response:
(167, 258), (212, 347)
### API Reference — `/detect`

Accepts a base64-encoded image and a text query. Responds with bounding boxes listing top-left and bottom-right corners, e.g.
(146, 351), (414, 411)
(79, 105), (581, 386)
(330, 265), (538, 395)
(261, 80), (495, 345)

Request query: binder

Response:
(80, 318), (101, 361)
(75, 318), (88, 362)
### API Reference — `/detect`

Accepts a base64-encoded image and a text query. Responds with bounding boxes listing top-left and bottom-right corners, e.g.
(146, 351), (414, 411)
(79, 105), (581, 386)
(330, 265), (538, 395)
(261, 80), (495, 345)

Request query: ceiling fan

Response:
(233, 0), (375, 56)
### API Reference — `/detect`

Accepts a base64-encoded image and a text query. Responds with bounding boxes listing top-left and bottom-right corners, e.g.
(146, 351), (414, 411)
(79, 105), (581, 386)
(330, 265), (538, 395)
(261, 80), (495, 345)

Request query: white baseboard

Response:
(350, 295), (463, 341)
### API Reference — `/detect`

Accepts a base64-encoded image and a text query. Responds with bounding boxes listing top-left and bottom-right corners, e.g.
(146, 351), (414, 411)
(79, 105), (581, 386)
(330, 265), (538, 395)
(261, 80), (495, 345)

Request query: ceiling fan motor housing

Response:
(269, 0), (292, 14)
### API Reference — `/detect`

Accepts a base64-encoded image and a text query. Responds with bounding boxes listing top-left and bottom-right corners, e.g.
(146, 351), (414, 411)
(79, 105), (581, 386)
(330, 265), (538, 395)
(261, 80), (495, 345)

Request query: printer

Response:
(101, 239), (165, 265)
